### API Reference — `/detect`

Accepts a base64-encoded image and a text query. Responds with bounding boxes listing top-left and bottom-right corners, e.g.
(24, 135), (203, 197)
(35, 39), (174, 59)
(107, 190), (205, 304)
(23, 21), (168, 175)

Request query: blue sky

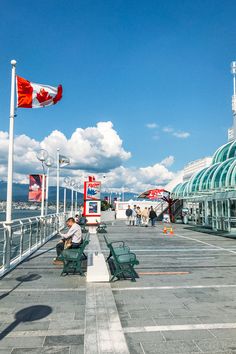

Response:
(0, 0), (236, 186)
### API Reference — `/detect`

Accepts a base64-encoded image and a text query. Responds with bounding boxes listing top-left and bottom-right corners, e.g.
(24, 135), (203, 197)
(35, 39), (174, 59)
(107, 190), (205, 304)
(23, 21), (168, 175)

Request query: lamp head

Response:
(64, 176), (71, 185)
(45, 156), (54, 168)
(36, 149), (48, 162)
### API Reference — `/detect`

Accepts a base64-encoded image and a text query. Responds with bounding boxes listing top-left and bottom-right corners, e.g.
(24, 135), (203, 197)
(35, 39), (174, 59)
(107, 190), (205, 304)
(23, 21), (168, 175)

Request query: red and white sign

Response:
(28, 174), (46, 202)
(84, 181), (101, 200)
(17, 76), (62, 108)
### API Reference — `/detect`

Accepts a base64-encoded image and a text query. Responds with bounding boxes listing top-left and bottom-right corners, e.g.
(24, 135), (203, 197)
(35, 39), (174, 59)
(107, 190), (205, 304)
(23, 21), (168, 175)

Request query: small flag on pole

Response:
(59, 154), (70, 167)
(16, 76), (62, 108)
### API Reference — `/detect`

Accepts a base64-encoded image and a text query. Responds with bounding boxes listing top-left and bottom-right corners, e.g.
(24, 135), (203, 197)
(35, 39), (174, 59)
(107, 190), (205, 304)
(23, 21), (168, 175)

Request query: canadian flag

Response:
(16, 76), (62, 108)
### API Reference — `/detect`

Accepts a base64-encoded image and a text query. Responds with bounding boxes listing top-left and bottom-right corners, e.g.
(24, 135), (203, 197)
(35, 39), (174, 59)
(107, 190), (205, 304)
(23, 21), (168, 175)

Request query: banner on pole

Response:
(28, 174), (46, 202)
(59, 154), (70, 167)
(84, 181), (101, 200)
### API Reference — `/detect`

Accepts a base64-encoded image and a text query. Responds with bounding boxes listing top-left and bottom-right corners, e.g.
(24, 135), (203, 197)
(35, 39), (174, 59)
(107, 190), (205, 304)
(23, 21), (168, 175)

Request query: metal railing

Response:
(0, 212), (67, 277)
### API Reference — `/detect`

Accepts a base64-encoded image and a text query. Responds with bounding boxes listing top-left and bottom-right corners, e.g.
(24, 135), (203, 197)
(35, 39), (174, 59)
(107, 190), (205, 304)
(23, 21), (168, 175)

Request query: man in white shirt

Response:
(54, 217), (83, 262)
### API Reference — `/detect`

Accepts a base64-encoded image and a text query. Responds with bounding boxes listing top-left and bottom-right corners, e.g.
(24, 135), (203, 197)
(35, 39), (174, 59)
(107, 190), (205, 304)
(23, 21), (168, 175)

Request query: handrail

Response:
(0, 212), (68, 277)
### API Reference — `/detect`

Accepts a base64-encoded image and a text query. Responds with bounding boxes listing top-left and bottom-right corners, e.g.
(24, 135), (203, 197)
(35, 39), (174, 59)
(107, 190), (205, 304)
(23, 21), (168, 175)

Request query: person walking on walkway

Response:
(125, 205), (133, 225)
(149, 206), (157, 227)
(136, 206), (142, 226)
(141, 207), (149, 227)
(132, 205), (137, 226)
(54, 217), (83, 264)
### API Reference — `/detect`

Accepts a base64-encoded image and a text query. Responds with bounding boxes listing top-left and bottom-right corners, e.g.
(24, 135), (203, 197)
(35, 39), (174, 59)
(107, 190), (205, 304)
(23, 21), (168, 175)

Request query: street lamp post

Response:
(45, 156), (54, 216)
(36, 149), (49, 217)
(70, 179), (75, 216)
(74, 183), (80, 214)
(64, 177), (76, 216)
(64, 177), (70, 215)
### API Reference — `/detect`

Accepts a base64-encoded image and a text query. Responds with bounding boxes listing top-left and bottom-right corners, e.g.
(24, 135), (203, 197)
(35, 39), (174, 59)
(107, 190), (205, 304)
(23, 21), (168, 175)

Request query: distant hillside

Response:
(0, 181), (139, 202)
(0, 181), (83, 202)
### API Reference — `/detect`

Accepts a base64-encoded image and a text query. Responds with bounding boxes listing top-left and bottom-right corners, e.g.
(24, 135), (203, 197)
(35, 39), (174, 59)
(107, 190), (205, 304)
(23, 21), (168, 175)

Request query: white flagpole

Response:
(6, 60), (17, 224)
(56, 148), (60, 214)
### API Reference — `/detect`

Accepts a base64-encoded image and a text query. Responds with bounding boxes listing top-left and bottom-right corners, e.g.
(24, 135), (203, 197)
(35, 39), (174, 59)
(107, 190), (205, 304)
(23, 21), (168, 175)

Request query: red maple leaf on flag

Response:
(36, 88), (53, 104)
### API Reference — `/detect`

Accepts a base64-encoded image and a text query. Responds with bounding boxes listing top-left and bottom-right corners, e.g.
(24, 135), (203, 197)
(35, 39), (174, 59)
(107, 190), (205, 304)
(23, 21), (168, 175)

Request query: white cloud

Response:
(173, 131), (190, 139)
(99, 160), (175, 193)
(163, 126), (190, 139)
(163, 126), (174, 133)
(0, 121), (131, 183)
(161, 156), (175, 167)
(146, 123), (158, 129)
(0, 121), (180, 193)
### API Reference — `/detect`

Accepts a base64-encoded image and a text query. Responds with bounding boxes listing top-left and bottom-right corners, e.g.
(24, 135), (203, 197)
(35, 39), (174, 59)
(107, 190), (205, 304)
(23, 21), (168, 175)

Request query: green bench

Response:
(104, 234), (130, 261)
(60, 233), (90, 276)
(80, 225), (89, 234)
(103, 235), (139, 282)
(96, 222), (107, 233)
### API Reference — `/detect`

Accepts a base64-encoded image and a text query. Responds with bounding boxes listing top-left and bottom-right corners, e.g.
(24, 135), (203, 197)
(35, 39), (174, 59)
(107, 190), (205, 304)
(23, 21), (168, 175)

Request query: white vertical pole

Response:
(6, 60), (17, 224)
(45, 167), (49, 215)
(56, 148), (60, 214)
(41, 173), (45, 217)
(71, 188), (74, 216)
(64, 188), (66, 214)
(75, 190), (77, 213)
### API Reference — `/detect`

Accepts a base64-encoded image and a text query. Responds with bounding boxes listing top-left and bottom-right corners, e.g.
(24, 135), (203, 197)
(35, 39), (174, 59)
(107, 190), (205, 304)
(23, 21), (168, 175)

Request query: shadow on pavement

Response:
(0, 273), (41, 300)
(0, 305), (52, 340)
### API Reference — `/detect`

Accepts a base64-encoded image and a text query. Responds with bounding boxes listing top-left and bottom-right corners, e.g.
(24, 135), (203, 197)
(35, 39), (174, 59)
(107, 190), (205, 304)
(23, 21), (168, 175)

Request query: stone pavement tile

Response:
(0, 349), (12, 354)
(11, 347), (70, 354)
(147, 309), (174, 318)
(154, 316), (200, 326)
(197, 315), (236, 324)
(162, 329), (215, 341)
(219, 339), (236, 352)
(0, 336), (45, 348)
(44, 335), (84, 346)
(128, 309), (154, 319)
(9, 320), (50, 331)
(153, 340), (201, 353)
(74, 307), (86, 320)
(121, 317), (156, 327)
(194, 339), (228, 352)
(70, 344), (84, 354)
(125, 331), (164, 343)
(124, 337), (146, 354)
(48, 320), (84, 330)
(210, 328), (236, 339)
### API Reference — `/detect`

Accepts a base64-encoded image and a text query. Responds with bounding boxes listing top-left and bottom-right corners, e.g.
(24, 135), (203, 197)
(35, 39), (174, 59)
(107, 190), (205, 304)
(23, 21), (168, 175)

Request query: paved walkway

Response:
(1, 221), (236, 353)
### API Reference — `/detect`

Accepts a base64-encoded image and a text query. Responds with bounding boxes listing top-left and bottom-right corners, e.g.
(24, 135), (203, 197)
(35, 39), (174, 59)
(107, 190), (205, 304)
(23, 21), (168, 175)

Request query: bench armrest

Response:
(110, 240), (126, 247)
(117, 252), (137, 263)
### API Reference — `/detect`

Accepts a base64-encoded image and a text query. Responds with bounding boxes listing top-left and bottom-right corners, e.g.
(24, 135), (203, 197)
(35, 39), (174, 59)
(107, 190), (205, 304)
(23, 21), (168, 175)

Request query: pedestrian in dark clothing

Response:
(125, 205), (133, 225)
(149, 206), (157, 227)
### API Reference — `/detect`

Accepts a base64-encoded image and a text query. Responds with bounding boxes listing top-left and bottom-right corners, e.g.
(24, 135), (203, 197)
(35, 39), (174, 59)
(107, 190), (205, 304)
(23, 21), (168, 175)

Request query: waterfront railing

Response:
(0, 212), (67, 277)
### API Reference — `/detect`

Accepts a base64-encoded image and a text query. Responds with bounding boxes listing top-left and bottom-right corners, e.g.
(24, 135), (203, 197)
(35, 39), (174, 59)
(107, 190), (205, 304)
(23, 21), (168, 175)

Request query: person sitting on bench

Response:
(53, 217), (83, 263)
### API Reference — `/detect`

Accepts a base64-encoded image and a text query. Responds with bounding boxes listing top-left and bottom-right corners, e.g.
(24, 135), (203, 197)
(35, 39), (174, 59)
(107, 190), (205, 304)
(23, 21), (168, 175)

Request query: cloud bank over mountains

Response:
(0, 121), (177, 192)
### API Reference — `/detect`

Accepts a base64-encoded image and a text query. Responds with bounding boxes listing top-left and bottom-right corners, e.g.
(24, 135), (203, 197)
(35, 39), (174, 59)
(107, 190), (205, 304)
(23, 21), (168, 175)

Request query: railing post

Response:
(19, 220), (24, 258)
(29, 219), (32, 251)
(2, 223), (12, 273)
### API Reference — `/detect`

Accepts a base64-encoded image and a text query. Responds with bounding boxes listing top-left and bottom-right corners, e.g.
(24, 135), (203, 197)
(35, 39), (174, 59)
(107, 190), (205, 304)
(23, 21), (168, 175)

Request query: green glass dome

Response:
(172, 140), (236, 198)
